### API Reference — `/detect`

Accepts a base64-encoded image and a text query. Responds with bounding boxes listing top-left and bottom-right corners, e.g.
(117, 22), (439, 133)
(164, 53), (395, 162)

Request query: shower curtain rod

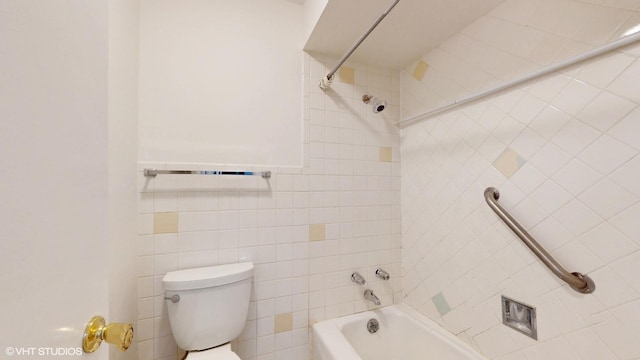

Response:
(397, 30), (640, 128)
(319, 0), (400, 90)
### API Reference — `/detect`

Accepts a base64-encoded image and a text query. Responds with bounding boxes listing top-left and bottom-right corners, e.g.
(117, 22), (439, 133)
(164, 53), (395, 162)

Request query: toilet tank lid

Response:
(162, 262), (254, 291)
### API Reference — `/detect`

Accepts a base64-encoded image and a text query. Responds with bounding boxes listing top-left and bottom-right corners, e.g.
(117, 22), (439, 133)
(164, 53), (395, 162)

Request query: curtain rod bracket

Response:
(319, 74), (335, 90)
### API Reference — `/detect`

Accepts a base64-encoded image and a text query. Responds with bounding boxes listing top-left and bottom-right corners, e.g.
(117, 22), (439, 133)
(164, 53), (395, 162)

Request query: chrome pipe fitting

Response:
(375, 268), (390, 280)
(351, 272), (366, 286)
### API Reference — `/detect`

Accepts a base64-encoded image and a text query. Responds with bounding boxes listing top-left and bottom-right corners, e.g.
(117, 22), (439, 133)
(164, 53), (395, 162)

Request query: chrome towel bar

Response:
(144, 169), (271, 179)
(484, 187), (595, 294)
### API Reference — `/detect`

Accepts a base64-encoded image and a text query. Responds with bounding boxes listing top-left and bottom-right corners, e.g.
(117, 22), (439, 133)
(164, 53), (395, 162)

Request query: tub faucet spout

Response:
(364, 289), (381, 305)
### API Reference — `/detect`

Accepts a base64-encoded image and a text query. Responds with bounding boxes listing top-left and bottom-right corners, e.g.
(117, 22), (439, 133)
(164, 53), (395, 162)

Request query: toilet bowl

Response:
(162, 262), (254, 359)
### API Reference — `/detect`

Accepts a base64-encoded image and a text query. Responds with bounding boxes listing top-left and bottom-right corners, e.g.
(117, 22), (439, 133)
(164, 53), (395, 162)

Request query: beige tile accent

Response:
(379, 147), (392, 162)
(339, 66), (355, 84)
(309, 224), (325, 241)
(493, 149), (525, 178)
(154, 212), (178, 234)
(274, 313), (293, 333)
(412, 60), (429, 81)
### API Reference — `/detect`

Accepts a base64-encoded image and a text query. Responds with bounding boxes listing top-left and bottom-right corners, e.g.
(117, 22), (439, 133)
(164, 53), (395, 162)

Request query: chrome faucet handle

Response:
(375, 268), (390, 280)
(351, 272), (366, 285)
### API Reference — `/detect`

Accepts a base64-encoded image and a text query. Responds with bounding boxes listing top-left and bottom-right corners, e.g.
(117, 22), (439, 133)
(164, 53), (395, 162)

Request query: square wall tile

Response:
(413, 60), (429, 81)
(608, 108), (640, 152)
(379, 147), (393, 162)
(607, 59), (640, 104)
(432, 292), (451, 316)
(275, 313), (293, 333)
(339, 67), (355, 84)
(575, 52), (635, 89)
(493, 148), (526, 178)
(154, 212), (178, 234)
(576, 91), (636, 132)
(578, 134), (637, 175)
(551, 79), (600, 116)
(309, 224), (325, 241)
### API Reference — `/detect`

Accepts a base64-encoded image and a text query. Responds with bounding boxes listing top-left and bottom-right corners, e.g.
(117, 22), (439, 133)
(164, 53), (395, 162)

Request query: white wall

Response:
(135, 54), (402, 360)
(401, 1), (640, 358)
(138, 0), (305, 166)
(302, 0), (328, 45)
(0, 0), (110, 357)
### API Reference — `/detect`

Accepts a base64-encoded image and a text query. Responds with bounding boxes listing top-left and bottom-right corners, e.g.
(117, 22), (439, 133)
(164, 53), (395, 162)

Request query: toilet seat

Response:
(185, 344), (241, 360)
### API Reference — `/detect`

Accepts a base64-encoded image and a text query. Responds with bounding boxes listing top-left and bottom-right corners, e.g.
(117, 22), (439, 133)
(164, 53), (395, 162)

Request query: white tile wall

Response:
(401, 25), (640, 360)
(402, 0), (640, 120)
(136, 53), (402, 360)
(135, 1), (640, 359)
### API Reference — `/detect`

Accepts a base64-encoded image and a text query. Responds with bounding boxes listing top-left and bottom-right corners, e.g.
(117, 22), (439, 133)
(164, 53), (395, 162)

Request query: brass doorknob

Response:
(82, 316), (134, 353)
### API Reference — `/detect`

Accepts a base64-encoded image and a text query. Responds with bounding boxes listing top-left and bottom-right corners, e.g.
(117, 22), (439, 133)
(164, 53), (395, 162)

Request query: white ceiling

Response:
(304, 0), (506, 69)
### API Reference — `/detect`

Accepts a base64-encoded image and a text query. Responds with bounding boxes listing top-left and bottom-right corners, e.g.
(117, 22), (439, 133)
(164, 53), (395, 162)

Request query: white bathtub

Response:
(312, 304), (487, 360)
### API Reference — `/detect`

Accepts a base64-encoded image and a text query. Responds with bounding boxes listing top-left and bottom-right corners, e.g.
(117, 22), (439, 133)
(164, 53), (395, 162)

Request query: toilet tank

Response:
(162, 262), (254, 351)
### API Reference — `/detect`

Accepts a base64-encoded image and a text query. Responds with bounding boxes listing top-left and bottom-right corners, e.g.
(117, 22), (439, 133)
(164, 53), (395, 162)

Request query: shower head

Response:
(362, 94), (387, 113)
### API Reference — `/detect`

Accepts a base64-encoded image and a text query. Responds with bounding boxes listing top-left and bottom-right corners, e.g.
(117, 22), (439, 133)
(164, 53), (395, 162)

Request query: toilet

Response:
(162, 262), (254, 359)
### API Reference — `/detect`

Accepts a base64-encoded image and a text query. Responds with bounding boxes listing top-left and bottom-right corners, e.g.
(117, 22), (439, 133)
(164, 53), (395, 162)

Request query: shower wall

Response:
(136, 53), (401, 360)
(402, 0), (640, 119)
(400, 1), (640, 359)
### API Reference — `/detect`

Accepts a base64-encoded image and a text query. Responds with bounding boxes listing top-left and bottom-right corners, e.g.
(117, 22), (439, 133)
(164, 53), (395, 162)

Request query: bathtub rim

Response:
(312, 303), (487, 360)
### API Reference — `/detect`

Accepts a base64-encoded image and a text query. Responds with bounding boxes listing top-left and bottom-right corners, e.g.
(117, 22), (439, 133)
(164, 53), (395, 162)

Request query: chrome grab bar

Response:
(144, 169), (271, 179)
(484, 187), (595, 294)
